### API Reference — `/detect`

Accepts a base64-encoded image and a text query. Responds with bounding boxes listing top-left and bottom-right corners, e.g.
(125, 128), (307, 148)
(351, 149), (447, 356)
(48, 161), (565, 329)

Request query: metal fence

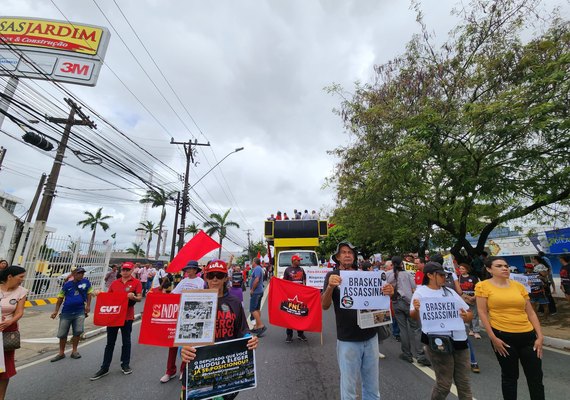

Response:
(19, 234), (112, 300)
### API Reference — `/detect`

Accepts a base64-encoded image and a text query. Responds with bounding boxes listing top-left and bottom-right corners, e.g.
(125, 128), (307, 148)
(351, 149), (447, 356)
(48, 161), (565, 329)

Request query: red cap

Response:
(291, 254), (302, 262)
(204, 260), (228, 274)
(524, 263), (534, 270)
(121, 262), (134, 270)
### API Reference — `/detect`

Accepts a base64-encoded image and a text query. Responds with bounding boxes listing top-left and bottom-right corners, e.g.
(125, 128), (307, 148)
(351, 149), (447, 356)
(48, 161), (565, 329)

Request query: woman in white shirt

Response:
(410, 262), (473, 400)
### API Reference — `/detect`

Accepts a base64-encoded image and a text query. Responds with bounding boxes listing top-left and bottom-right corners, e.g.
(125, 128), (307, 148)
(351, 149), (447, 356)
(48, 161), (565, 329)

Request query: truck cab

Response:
(264, 219), (329, 279)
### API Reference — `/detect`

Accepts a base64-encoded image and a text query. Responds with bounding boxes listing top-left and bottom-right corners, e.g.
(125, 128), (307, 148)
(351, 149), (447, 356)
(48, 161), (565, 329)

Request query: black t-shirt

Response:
(323, 270), (377, 342)
(283, 266), (306, 283)
(231, 271), (244, 287)
(560, 264), (570, 287)
(215, 292), (249, 341)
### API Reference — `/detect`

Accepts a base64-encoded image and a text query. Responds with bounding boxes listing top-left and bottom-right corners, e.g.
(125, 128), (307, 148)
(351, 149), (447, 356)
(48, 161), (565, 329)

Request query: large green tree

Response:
(140, 188), (176, 260)
(329, 0), (570, 260)
(184, 222), (200, 238)
(136, 220), (159, 260)
(203, 209), (240, 259)
(77, 207), (112, 255)
(125, 242), (145, 259)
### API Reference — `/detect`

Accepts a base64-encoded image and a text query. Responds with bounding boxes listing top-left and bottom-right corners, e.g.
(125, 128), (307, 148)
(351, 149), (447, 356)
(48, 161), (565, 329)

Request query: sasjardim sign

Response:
(0, 17), (110, 86)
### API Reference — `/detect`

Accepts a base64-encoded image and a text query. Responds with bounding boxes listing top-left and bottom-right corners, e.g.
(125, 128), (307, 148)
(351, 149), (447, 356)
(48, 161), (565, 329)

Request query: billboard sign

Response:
(0, 17), (110, 86)
(545, 227), (570, 254)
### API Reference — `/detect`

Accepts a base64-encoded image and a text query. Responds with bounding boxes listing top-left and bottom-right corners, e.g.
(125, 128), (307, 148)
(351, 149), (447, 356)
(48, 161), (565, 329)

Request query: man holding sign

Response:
(321, 241), (394, 400)
(410, 262), (473, 400)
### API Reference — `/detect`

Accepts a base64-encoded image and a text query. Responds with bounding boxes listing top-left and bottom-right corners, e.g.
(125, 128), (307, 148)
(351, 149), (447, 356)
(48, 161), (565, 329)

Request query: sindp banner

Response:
(139, 293), (181, 347)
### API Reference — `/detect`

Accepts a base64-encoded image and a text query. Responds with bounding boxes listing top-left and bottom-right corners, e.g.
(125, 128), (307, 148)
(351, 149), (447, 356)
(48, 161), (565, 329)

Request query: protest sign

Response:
(93, 292), (128, 327)
(268, 277), (322, 332)
(403, 261), (417, 277)
(184, 337), (256, 400)
(139, 293), (181, 347)
(419, 296), (465, 332)
(304, 267), (329, 289)
(357, 309), (392, 329)
(373, 254), (382, 263)
(174, 290), (218, 346)
(339, 271), (390, 310)
(511, 274), (531, 292)
(443, 254), (455, 273)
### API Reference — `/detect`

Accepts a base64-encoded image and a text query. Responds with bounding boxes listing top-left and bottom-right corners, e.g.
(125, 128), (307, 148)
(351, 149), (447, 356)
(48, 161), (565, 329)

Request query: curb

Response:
(82, 313), (142, 340)
(25, 298), (58, 307)
(544, 336), (570, 351)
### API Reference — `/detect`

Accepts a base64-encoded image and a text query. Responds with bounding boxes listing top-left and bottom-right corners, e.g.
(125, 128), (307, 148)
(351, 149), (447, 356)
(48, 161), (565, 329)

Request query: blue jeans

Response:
(392, 317), (400, 337)
(102, 320), (133, 369)
(337, 335), (380, 400)
(57, 312), (85, 338)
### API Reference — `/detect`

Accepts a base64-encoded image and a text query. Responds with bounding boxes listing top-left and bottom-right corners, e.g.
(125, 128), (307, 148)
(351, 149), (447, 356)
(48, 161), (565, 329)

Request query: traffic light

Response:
(22, 132), (54, 151)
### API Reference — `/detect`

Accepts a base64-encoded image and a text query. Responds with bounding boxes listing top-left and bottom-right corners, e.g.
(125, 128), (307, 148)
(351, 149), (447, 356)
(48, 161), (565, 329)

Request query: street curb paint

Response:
(24, 298), (58, 307)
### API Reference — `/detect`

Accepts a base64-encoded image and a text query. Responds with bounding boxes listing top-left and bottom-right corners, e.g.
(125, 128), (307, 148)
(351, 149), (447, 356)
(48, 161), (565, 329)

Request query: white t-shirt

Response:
(410, 285), (469, 341)
(172, 277), (205, 294)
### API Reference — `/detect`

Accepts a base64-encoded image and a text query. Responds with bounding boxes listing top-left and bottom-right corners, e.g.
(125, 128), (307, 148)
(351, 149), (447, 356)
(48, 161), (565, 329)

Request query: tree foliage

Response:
(329, 0), (570, 259)
(136, 220), (159, 260)
(77, 207), (112, 255)
(125, 242), (145, 258)
(140, 188), (176, 260)
(203, 209), (240, 259)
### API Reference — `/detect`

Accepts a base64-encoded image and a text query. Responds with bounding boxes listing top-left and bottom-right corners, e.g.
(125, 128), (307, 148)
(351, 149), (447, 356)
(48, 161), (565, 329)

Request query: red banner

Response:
(138, 293), (181, 347)
(93, 292), (128, 327)
(268, 277), (322, 332)
(167, 230), (220, 273)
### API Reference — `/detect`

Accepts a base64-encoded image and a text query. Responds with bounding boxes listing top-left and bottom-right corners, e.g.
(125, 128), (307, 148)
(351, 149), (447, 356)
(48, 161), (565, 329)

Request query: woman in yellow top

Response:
(475, 256), (544, 400)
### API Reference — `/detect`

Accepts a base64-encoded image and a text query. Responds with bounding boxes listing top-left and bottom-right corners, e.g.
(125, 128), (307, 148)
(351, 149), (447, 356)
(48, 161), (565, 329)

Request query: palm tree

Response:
(77, 207), (112, 255)
(140, 188), (176, 260)
(203, 209), (240, 258)
(125, 242), (145, 258)
(136, 220), (159, 259)
(185, 222), (200, 237)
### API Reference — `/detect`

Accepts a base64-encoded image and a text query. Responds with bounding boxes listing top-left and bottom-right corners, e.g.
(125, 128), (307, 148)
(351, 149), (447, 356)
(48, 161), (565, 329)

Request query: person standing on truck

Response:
(283, 254), (308, 343)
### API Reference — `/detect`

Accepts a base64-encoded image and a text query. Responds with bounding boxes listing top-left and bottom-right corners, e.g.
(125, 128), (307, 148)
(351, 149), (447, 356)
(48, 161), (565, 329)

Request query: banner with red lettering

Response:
(268, 277), (322, 332)
(93, 292), (128, 327)
(139, 293), (181, 347)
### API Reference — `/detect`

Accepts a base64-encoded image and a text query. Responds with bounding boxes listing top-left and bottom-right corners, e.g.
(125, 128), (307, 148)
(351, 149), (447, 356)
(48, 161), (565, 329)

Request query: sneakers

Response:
(121, 365), (133, 375)
(70, 352), (81, 359)
(285, 335), (293, 343)
(471, 363), (480, 373)
(473, 333), (481, 339)
(50, 354), (65, 362)
(417, 358), (432, 367)
(298, 333), (308, 342)
(160, 373), (177, 383)
(90, 368), (109, 381)
(398, 353), (413, 363)
(394, 335), (401, 342)
(378, 352), (386, 359)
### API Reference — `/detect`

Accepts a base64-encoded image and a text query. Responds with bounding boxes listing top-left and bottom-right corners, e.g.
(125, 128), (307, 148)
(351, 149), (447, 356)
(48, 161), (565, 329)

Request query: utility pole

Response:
(170, 138), (210, 252)
(170, 191), (180, 260)
(0, 146), (6, 171)
(244, 229), (253, 260)
(21, 98), (96, 273)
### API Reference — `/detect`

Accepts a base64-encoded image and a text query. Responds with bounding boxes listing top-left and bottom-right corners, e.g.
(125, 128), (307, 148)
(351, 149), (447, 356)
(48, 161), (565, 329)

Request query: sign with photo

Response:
(174, 290), (218, 346)
(184, 337), (256, 400)
(304, 267), (329, 289)
(339, 271), (390, 310)
(419, 296), (465, 333)
(357, 309), (392, 329)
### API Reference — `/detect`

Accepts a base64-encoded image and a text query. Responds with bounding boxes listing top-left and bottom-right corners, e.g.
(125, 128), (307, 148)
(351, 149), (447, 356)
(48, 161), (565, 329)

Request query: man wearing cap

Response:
(249, 257), (267, 337)
(322, 241), (394, 400)
(50, 267), (93, 362)
(91, 261), (142, 380)
(283, 254), (308, 343)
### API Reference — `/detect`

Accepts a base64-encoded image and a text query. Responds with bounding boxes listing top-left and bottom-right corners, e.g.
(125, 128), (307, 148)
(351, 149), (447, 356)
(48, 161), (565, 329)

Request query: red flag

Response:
(268, 277), (322, 332)
(256, 251), (261, 260)
(139, 293), (181, 347)
(93, 292), (128, 327)
(167, 230), (220, 273)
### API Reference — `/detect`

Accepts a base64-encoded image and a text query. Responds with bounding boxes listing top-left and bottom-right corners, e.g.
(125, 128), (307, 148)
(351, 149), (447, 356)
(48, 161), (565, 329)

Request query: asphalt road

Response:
(9, 288), (570, 400)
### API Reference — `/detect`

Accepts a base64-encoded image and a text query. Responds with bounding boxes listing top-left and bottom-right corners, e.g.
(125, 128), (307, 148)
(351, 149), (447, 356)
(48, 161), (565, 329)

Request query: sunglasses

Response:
(206, 272), (226, 280)
(121, 268), (132, 272)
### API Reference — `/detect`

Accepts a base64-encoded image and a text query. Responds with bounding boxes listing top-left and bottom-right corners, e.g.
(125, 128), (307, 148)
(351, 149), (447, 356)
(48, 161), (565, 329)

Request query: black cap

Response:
(182, 260), (201, 272)
(422, 261), (446, 285)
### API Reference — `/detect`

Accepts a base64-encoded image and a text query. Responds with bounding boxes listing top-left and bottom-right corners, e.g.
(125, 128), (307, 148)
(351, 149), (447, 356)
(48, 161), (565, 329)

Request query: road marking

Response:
(17, 320), (142, 371)
(22, 338), (60, 344)
(412, 362), (477, 400)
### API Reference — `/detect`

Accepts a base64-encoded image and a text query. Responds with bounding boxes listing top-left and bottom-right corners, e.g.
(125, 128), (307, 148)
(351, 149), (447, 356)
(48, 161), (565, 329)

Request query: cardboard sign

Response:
(339, 271), (390, 310)
(304, 267), (329, 289)
(183, 337), (256, 400)
(419, 296), (465, 333)
(357, 309), (392, 329)
(174, 290), (218, 347)
(93, 292), (128, 327)
(139, 293), (181, 347)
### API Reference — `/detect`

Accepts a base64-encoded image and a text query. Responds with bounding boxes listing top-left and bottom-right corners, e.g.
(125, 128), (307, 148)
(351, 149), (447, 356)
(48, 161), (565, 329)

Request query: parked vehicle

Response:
(57, 265), (110, 286)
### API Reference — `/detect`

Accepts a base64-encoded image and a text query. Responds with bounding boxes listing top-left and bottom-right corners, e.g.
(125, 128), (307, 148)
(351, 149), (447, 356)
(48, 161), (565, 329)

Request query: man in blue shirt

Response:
(50, 267), (93, 361)
(249, 258), (267, 337)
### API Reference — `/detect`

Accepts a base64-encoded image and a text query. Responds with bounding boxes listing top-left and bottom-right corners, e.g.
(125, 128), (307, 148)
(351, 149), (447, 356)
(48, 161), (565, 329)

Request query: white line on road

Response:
(17, 320), (142, 371)
(412, 362), (477, 400)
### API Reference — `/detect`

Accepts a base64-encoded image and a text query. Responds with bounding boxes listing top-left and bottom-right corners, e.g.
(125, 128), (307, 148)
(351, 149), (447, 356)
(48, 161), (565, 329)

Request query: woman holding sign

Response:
(410, 262), (473, 400)
(475, 256), (544, 400)
(181, 260), (258, 399)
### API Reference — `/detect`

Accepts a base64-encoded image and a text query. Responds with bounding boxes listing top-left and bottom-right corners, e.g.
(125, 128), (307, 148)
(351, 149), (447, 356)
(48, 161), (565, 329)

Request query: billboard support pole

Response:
(0, 76), (19, 130)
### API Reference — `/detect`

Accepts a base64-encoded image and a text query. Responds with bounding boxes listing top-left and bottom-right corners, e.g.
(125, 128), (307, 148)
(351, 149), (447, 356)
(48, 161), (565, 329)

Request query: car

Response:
(57, 265), (110, 286)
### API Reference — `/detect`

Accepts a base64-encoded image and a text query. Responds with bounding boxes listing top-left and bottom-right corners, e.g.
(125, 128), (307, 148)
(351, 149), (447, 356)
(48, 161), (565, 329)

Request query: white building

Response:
(0, 191), (24, 262)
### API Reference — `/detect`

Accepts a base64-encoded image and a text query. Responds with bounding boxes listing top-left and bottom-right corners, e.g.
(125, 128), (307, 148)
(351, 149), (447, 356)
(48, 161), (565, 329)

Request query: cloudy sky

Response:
(1, 0), (566, 257)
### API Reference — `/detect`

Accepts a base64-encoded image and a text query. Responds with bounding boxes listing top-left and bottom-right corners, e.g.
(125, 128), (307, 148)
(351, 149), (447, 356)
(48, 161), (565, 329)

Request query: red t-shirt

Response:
(109, 277), (142, 320)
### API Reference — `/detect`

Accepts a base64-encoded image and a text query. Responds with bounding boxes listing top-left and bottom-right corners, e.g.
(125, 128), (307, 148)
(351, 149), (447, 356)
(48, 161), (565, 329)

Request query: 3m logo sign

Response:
(54, 59), (94, 80)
